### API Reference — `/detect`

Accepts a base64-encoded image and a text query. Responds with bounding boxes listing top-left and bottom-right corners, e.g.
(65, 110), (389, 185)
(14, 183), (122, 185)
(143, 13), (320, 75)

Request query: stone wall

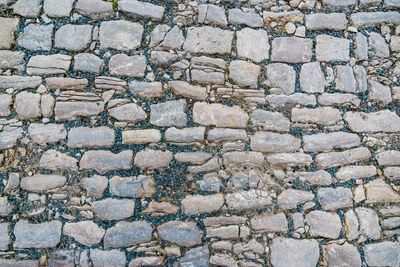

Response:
(0, 0), (400, 266)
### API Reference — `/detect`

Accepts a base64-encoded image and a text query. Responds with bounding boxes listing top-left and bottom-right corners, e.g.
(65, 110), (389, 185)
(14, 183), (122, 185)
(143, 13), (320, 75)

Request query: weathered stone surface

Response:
(271, 37), (312, 63)
(315, 147), (371, 169)
(193, 102), (248, 128)
(365, 179), (400, 203)
(207, 128), (246, 142)
(292, 107), (341, 126)
(228, 8), (263, 27)
(318, 93), (361, 107)
(251, 213), (288, 233)
(368, 79), (392, 105)
(183, 26), (233, 55)
(316, 35), (350, 62)
(166, 127), (205, 143)
(14, 220), (62, 248)
(68, 126), (114, 148)
(355, 33), (368, 61)
(250, 110), (290, 132)
(0, 260), (39, 267)
(179, 246), (210, 267)
(295, 170), (333, 186)
(344, 209), (359, 240)
(44, 0), (74, 17)
(277, 189), (314, 210)
(21, 174), (66, 192)
(80, 150), (133, 174)
(158, 221), (202, 247)
(267, 153), (313, 166)
(229, 60), (260, 87)
(376, 150), (400, 166)
(129, 257), (163, 267)
(198, 4), (227, 26)
(45, 77), (88, 90)
(92, 198), (135, 220)
(63, 221), (105, 246)
(226, 189), (272, 211)
(369, 32), (389, 58)
(323, 0), (356, 8)
(99, 20), (143, 50)
(335, 165), (376, 182)
(109, 175), (154, 198)
(175, 152), (213, 165)
(81, 175), (108, 198)
(168, 81), (207, 100)
(28, 123), (66, 145)
(74, 53), (104, 74)
(223, 151), (264, 167)
(90, 249), (126, 267)
(0, 197), (13, 216)
(134, 149), (172, 170)
(150, 100), (187, 127)
(300, 62), (325, 93)
(335, 65), (356, 93)
(363, 242), (400, 267)
(190, 56), (226, 84)
(0, 50), (24, 70)
(0, 223), (10, 250)
(129, 81), (163, 98)
(54, 101), (105, 121)
(306, 13), (347, 30)
(15, 92), (41, 120)
(182, 194), (224, 215)
(356, 207), (381, 240)
(323, 243), (361, 267)
(143, 201), (179, 216)
(0, 17), (19, 49)
(250, 131), (300, 152)
(55, 24), (92, 51)
(108, 103), (146, 122)
(344, 110), (400, 132)
(104, 221), (152, 248)
(14, 0), (41, 18)
(305, 210), (342, 238)
(351, 11), (400, 27)
(265, 63), (295, 94)
(122, 129), (161, 145)
(237, 28), (269, 62)
(266, 93), (316, 108)
(27, 54), (71, 75)
(317, 187), (353, 210)
(0, 75), (41, 89)
(263, 10), (304, 25)
(271, 238), (319, 267)
(109, 54), (146, 77)
(303, 132), (360, 152)
(75, 0), (113, 19)
(39, 149), (78, 171)
(206, 225), (239, 239)
(119, 0), (164, 21)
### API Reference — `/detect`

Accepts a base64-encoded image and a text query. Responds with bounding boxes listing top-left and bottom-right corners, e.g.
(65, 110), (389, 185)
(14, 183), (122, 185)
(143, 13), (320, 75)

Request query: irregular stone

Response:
(0, 260), (39, 267)
(165, 127), (205, 144)
(44, 0), (74, 17)
(335, 65), (356, 93)
(350, 11), (400, 27)
(277, 189), (314, 210)
(183, 26), (233, 55)
(367, 79), (392, 105)
(81, 175), (108, 198)
(226, 189), (272, 211)
(382, 217), (400, 229)
(250, 131), (300, 152)
(316, 35), (350, 62)
(129, 257), (163, 267)
(207, 128), (247, 142)
(383, 167), (400, 179)
(300, 62), (325, 93)
(21, 174), (66, 192)
(223, 151), (264, 167)
(74, 53), (104, 74)
(292, 107), (342, 126)
(233, 239), (264, 255)
(306, 13), (347, 30)
(4, 172), (20, 194)
(68, 126), (114, 148)
(237, 28), (269, 62)
(109, 54), (146, 77)
(108, 103), (146, 122)
(55, 24), (92, 51)
(63, 221), (105, 246)
(168, 81), (207, 100)
(15, 92), (41, 120)
(158, 221), (202, 247)
(28, 123), (66, 145)
(182, 194), (224, 215)
(303, 132), (360, 152)
(175, 152), (212, 165)
(265, 63), (295, 94)
(13, 0), (41, 18)
(365, 179), (400, 203)
(0, 51), (24, 70)
(355, 33), (368, 61)
(150, 99), (187, 127)
(356, 207), (381, 240)
(39, 149), (78, 171)
(122, 129), (161, 145)
(80, 150), (133, 174)
(143, 201), (179, 216)
(251, 213), (288, 233)
(14, 220), (62, 248)
(263, 10), (304, 25)
(99, 20), (143, 51)
(229, 60), (260, 87)
(363, 242), (400, 267)
(266, 93), (316, 108)
(0, 197), (13, 216)
(45, 77), (88, 91)
(119, 0), (164, 21)
(0, 75), (41, 89)
(90, 249), (126, 267)
(210, 254), (237, 267)
(305, 210), (342, 239)
(315, 147), (371, 169)
(318, 93), (361, 107)
(92, 198), (135, 220)
(129, 81), (163, 98)
(41, 95), (54, 117)
(109, 175), (155, 198)
(0, 223), (10, 250)
(150, 51), (178, 67)
(344, 209), (359, 240)
(54, 101), (104, 121)
(134, 149), (172, 170)
(344, 110), (400, 132)
(391, 36), (400, 52)
(104, 221), (152, 248)
(75, 0), (113, 19)
(228, 8), (263, 27)
(250, 110), (290, 132)
(27, 54), (71, 75)
(369, 32), (389, 58)
(270, 238), (319, 267)
(317, 187), (353, 210)
(190, 56), (226, 84)
(295, 170), (333, 186)
(206, 225), (239, 239)
(376, 150), (400, 166)
(271, 37), (312, 63)
(323, 243), (361, 267)
(267, 153), (313, 166)
(335, 165), (376, 182)
(193, 102), (248, 128)
(0, 17), (19, 49)
(188, 156), (220, 173)
(157, 25), (184, 51)
(198, 4), (227, 26)
(323, 0), (356, 8)
(179, 246), (209, 267)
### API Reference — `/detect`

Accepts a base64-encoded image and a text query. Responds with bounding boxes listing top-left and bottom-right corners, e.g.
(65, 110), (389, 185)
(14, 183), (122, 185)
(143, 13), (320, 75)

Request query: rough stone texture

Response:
(92, 198), (135, 220)
(317, 187), (353, 210)
(80, 150), (133, 174)
(68, 126), (115, 148)
(158, 221), (202, 247)
(0, 223), (10, 250)
(63, 221), (105, 246)
(229, 60), (260, 87)
(44, 0), (74, 17)
(305, 210), (342, 239)
(344, 110), (400, 132)
(306, 13), (347, 30)
(356, 207), (381, 240)
(21, 174), (66, 192)
(316, 35), (350, 62)
(300, 62), (325, 93)
(104, 221), (152, 248)
(315, 147), (371, 169)
(265, 63), (295, 94)
(251, 213), (288, 233)
(193, 102), (248, 128)
(15, 92), (41, 120)
(27, 54), (71, 75)
(271, 37), (312, 63)
(108, 103), (146, 123)
(150, 100), (187, 127)
(183, 26), (233, 55)
(55, 24), (93, 51)
(13, 0), (41, 18)
(250, 131), (300, 152)
(18, 24), (53, 51)
(99, 20), (143, 51)
(323, 243), (362, 267)
(236, 28), (269, 63)
(134, 149), (173, 170)
(119, 0), (164, 21)
(75, 0), (113, 19)
(363, 242), (400, 267)
(270, 238), (319, 267)
(182, 194), (224, 215)
(74, 53), (104, 74)
(0, 18), (19, 49)
(14, 220), (62, 248)
(39, 149), (78, 171)
(109, 54), (146, 77)
(277, 189), (314, 210)
(28, 123), (67, 145)
(109, 175), (155, 198)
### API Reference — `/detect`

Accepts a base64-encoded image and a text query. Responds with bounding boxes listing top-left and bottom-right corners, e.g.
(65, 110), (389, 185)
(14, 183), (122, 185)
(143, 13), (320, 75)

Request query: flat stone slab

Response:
(183, 26), (233, 55)
(14, 220), (62, 248)
(104, 221), (152, 248)
(99, 20), (143, 51)
(271, 37), (312, 63)
(92, 198), (135, 220)
(157, 221), (203, 247)
(80, 150), (133, 174)
(271, 238), (319, 267)
(21, 174), (66, 192)
(193, 102), (248, 128)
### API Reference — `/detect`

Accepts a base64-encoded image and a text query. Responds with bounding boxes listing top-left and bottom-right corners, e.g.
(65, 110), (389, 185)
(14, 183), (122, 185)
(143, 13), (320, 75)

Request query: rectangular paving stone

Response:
(27, 54), (71, 75)
(80, 150), (133, 174)
(351, 11), (400, 27)
(271, 37), (312, 63)
(306, 13), (347, 30)
(67, 126), (115, 148)
(0, 75), (42, 89)
(14, 220), (62, 248)
(183, 26), (233, 55)
(316, 34), (350, 62)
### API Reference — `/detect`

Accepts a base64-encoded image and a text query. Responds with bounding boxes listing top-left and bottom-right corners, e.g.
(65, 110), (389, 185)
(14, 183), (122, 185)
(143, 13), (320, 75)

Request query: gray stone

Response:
(157, 25), (184, 51)
(376, 150), (400, 166)
(209, 254), (237, 267)
(316, 35), (350, 62)
(385, 0), (400, 7)
(193, 102), (248, 128)
(90, 249), (126, 267)
(317, 187), (353, 210)
(15, 92), (41, 120)
(356, 207), (381, 239)
(39, 149), (78, 171)
(75, 0), (113, 19)
(122, 129), (161, 145)
(45, 77), (88, 90)
(150, 51), (178, 67)
(4, 172), (20, 193)
(295, 170), (333, 186)
(0, 223), (10, 250)
(303, 132), (360, 152)
(99, 20), (143, 51)
(92, 198), (135, 220)
(344, 209), (359, 240)
(229, 60), (260, 87)
(236, 28), (269, 63)
(363, 242), (400, 267)
(391, 36), (400, 52)
(368, 79), (392, 105)
(28, 123), (66, 145)
(335, 165), (377, 181)
(316, 147), (371, 169)
(351, 11), (400, 27)
(384, 167), (400, 179)
(250, 110), (290, 132)
(80, 150), (133, 174)
(54, 101), (105, 121)
(369, 32), (389, 58)
(109, 54), (146, 77)
(0, 94), (12, 117)
(355, 33), (368, 61)
(41, 94), (55, 118)
(129, 81), (163, 98)
(129, 257), (163, 267)
(223, 151), (264, 167)
(74, 53), (104, 74)
(305, 210), (342, 239)
(266, 93), (316, 108)
(0, 197), (13, 216)
(265, 63), (295, 94)
(21, 174), (66, 192)
(277, 189), (314, 210)
(359, 0), (381, 6)
(179, 245), (210, 267)
(0, 75), (41, 89)
(143, 201), (179, 216)
(0, 51), (24, 70)
(119, 0), (164, 21)
(68, 126), (115, 148)
(228, 8), (263, 27)
(198, 4), (227, 26)
(0, 17), (19, 49)
(323, 0), (356, 8)
(27, 54), (71, 75)
(108, 103), (146, 122)
(267, 153), (313, 166)
(251, 213), (288, 233)
(109, 175), (154, 198)
(81, 175), (108, 198)
(168, 81), (207, 100)
(226, 189), (272, 211)
(183, 26), (233, 55)
(134, 149), (173, 170)
(323, 243), (361, 267)
(157, 221), (202, 247)
(365, 179), (400, 203)
(44, 0), (74, 17)
(55, 24), (93, 51)
(263, 10), (304, 25)
(14, 220), (62, 248)
(291, 107), (342, 126)
(190, 56), (226, 85)
(250, 131), (300, 153)
(344, 110), (400, 132)
(300, 62), (325, 93)
(0, 260), (39, 267)
(381, 217), (400, 229)
(104, 221), (152, 248)
(150, 99), (187, 127)
(63, 221), (105, 246)
(306, 13), (347, 30)
(335, 65), (356, 93)
(271, 238), (319, 267)
(165, 127), (205, 144)
(207, 128), (247, 142)
(14, 0), (41, 18)
(271, 37), (313, 63)
(318, 93), (361, 107)
(182, 194), (224, 215)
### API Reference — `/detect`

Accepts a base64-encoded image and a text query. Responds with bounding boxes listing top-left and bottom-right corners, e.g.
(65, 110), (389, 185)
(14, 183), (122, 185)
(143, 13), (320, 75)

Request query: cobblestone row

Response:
(0, 0), (400, 266)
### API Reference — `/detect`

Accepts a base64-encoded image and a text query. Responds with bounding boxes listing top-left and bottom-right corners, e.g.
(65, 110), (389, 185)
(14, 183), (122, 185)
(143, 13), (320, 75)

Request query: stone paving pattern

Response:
(0, 0), (400, 266)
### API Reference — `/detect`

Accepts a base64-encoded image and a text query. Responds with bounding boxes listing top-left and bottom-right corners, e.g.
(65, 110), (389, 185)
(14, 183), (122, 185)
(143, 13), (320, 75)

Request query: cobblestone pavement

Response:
(0, 0), (400, 266)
